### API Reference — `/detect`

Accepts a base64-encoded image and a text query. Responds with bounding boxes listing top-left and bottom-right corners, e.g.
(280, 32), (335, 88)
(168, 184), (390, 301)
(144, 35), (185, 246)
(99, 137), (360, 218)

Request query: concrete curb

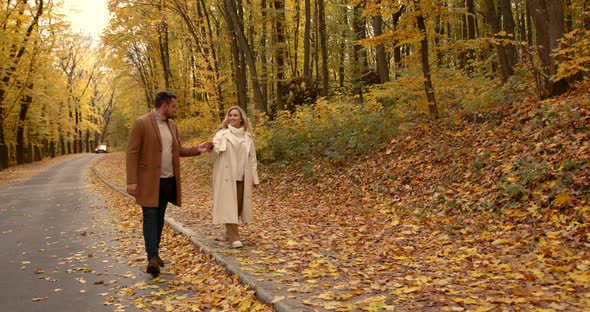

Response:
(90, 166), (296, 312)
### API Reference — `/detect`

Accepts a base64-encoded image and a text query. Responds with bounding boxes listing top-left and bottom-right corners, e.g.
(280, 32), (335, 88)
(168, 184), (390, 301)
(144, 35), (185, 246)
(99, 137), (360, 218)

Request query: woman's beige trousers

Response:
(225, 181), (244, 243)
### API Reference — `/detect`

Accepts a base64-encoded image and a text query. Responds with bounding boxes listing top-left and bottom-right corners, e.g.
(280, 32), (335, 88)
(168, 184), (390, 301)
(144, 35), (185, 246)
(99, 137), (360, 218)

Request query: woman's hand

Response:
(197, 141), (213, 153)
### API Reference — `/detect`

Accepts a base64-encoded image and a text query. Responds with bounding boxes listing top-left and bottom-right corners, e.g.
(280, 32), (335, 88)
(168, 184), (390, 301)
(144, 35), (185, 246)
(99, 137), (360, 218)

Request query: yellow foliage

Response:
(552, 29), (590, 81)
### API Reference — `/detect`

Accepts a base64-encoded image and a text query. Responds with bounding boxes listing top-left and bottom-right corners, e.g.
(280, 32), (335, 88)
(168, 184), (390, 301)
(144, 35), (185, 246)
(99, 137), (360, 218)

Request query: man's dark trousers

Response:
(142, 177), (176, 260)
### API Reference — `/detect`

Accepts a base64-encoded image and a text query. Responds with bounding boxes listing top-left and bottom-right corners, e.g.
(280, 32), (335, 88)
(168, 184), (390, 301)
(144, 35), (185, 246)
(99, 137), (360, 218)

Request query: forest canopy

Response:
(0, 0), (588, 168)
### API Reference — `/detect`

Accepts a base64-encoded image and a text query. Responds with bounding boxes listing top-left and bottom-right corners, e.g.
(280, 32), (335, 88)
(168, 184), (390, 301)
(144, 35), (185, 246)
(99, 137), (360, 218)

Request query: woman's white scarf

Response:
(228, 125), (245, 137)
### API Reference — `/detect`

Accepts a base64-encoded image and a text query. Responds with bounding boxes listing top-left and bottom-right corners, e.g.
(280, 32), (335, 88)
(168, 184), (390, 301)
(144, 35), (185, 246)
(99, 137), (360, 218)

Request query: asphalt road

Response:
(0, 154), (141, 312)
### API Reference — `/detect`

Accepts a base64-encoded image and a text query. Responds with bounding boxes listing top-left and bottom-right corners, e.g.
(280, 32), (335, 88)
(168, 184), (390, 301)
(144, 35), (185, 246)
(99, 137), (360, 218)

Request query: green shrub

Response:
(257, 97), (399, 163)
(561, 159), (585, 171)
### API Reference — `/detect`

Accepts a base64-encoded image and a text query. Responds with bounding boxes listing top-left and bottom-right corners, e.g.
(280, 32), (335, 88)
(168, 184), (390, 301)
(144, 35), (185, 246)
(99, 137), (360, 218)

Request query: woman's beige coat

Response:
(126, 111), (201, 207)
(210, 128), (259, 224)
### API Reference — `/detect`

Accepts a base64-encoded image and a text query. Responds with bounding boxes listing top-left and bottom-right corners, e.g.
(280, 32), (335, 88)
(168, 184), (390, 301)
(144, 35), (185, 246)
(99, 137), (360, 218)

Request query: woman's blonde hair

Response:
(215, 106), (253, 134)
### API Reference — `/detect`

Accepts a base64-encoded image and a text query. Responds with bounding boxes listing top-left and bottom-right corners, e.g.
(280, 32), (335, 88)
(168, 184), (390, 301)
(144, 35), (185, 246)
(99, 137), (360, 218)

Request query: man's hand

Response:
(127, 184), (138, 197)
(197, 141), (213, 153)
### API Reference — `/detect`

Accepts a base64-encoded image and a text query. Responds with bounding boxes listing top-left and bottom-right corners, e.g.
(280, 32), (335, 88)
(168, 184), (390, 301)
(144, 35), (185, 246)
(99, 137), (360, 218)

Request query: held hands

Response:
(197, 141), (214, 153)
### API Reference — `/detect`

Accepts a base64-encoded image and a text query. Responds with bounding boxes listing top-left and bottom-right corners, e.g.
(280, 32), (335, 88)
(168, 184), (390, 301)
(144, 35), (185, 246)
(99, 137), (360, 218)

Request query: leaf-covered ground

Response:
(92, 83), (589, 311)
(5, 82), (587, 311)
(91, 179), (272, 311)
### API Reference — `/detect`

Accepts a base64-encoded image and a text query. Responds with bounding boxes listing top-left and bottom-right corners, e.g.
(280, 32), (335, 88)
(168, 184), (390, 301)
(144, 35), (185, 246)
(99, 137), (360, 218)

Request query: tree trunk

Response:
(517, 1), (527, 43)
(274, 0), (286, 112)
(100, 87), (116, 144)
(414, 0), (439, 119)
(462, 0), (477, 75)
(373, 16), (389, 83)
(527, 0), (569, 97)
(303, 0), (311, 90)
(525, 4), (534, 45)
(16, 92), (31, 165)
(392, 7), (404, 79)
(259, 0), (269, 117)
(34, 144), (42, 161)
(352, 5), (368, 101)
(485, 0), (513, 82)
(230, 33), (248, 109)
(49, 140), (55, 158)
(60, 135), (65, 156)
(338, 1), (347, 90)
(76, 107), (82, 153)
(500, 0), (518, 69)
(223, 0), (267, 115)
(338, 23), (346, 89)
(157, 0), (171, 89)
(224, 1), (248, 110)
(318, 0), (329, 96)
(434, 7), (445, 67)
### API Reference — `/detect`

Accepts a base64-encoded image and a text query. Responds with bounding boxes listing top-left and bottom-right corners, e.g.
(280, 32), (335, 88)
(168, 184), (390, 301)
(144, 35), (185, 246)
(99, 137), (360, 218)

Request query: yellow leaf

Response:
(434, 279), (452, 286)
(453, 297), (480, 305)
(569, 271), (590, 284)
(498, 263), (512, 272)
(554, 194), (570, 204)
(318, 292), (335, 300)
(321, 301), (343, 309)
(470, 272), (485, 278)
(119, 288), (136, 296)
(551, 266), (571, 273)
(271, 296), (285, 303)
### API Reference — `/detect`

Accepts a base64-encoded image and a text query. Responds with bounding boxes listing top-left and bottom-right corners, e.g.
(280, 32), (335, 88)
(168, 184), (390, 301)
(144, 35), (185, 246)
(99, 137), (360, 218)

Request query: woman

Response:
(210, 106), (259, 248)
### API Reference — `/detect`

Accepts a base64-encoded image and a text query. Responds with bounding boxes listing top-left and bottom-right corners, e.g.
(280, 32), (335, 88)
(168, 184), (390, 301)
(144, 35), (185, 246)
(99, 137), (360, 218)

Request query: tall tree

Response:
(413, 0), (438, 118)
(303, 0), (311, 90)
(0, 0), (44, 169)
(352, 5), (368, 100)
(273, 0), (286, 113)
(221, 0), (268, 115)
(58, 34), (95, 154)
(462, 0), (477, 75)
(527, 0), (569, 96)
(318, 0), (328, 96)
(372, 15), (389, 83)
(485, 0), (514, 82)
(169, 0), (225, 118)
(500, 0), (518, 72)
(392, 6), (405, 79)
(157, 0), (171, 89)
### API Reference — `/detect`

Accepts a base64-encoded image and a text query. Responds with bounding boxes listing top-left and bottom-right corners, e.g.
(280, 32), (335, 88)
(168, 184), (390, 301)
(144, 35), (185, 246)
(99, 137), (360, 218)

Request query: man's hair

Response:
(155, 91), (177, 108)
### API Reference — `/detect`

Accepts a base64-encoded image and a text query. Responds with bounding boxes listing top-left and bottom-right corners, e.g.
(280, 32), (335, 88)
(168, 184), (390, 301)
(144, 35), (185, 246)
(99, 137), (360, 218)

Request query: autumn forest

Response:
(2, 0), (589, 310)
(0, 0), (587, 168)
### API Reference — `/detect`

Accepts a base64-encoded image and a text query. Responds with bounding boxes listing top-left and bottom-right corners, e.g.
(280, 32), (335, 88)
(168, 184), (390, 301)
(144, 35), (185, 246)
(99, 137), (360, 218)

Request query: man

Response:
(126, 90), (212, 277)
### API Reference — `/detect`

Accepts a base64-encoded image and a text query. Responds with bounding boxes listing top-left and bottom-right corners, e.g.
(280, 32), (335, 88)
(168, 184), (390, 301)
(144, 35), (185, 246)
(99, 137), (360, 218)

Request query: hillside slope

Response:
(245, 82), (589, 310)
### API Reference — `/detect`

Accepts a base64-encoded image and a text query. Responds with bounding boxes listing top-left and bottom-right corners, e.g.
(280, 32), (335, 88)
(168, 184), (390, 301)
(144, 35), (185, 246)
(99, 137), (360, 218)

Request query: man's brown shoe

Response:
(146, 258), (160, 277)
(155, 256), (164, 267)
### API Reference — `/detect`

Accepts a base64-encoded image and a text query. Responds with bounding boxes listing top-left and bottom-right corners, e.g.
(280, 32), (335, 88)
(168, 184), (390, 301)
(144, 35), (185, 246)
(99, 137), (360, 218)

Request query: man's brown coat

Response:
(126, 111), (200, 207)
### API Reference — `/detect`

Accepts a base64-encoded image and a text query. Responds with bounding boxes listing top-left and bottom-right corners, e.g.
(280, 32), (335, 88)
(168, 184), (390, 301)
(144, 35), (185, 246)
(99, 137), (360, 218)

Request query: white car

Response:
(94, 145), (108, 153)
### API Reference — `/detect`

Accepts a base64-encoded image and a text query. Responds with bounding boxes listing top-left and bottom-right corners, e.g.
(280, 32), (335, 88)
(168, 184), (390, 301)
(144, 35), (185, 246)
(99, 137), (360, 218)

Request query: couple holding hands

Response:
(126, 90), (259, 276)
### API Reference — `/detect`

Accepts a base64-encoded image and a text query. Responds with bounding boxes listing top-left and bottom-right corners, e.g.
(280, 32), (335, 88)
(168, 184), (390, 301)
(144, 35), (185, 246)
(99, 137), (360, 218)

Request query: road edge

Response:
(90, 165), (295, 312)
